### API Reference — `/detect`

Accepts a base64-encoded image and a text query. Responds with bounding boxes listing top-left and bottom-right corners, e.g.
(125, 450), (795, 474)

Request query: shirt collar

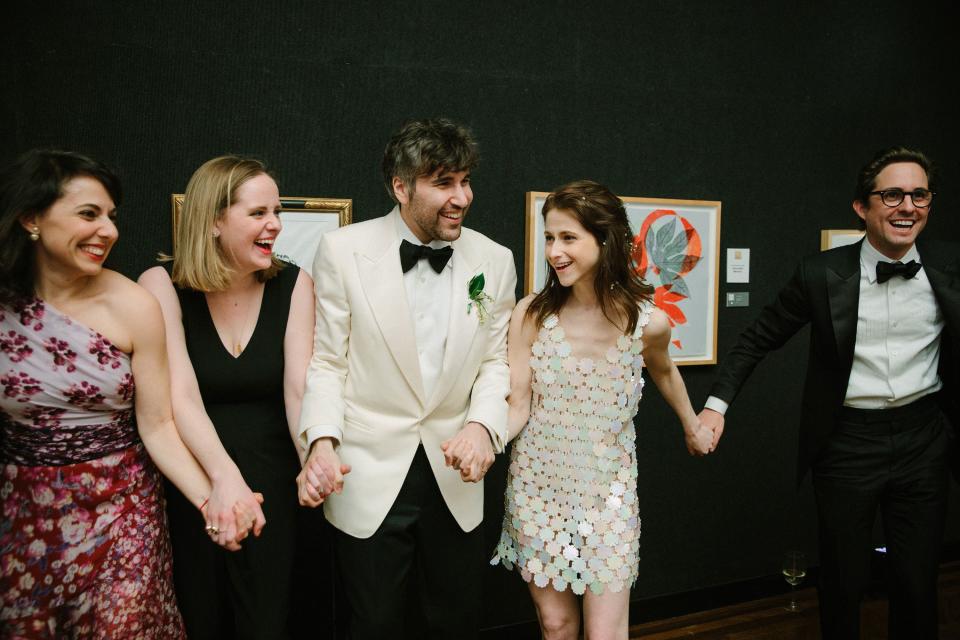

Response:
(860, 238), (921, 284)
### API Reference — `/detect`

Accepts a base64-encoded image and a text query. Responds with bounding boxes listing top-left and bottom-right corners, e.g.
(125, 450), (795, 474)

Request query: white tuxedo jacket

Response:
(298, 208), (516, 538)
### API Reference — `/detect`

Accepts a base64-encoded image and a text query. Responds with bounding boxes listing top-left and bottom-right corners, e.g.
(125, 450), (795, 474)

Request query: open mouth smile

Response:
(254, 238), (275, 254)
(79, 244), (107, 261)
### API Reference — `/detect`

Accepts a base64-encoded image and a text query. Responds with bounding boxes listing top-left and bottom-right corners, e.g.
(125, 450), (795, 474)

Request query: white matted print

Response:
(525, 192), (721, 365)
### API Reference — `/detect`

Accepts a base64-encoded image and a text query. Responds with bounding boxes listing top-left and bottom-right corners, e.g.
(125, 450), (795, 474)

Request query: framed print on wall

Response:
(525, 192), (721, 365)
(820, 228), (864, 251)
(171, 195), (352, 269)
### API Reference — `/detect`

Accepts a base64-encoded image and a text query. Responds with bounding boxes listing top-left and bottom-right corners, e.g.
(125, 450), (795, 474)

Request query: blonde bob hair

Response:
(169, 155), (283, 291)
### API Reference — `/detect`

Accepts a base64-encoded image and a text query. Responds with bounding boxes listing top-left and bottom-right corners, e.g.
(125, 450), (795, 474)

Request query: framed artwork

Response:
(171, 195), (352, 269)
(525, 192), (721, 365)
(820, 228), (864, 251)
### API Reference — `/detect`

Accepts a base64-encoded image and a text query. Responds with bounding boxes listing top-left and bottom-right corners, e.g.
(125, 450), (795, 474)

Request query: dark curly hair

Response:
(382, 118), (479, 203)
(0, 149), (121, 304)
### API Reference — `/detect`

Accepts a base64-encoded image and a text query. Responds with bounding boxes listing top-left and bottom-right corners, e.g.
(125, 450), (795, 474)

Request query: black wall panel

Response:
(5, 0), (958, 633)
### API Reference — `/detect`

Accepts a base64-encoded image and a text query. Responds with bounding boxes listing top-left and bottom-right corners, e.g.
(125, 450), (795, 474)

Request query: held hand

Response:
(297, 438), (351, 508)
(684, 422), (714, 457)
(698, 408), (725, 450)
(202, 474), (267, 550)
(441, 421), (495, 483)
(231, 492), (265, 544)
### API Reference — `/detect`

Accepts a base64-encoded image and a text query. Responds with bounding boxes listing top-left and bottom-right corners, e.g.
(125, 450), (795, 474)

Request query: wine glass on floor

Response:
(782, 550), (807, 612)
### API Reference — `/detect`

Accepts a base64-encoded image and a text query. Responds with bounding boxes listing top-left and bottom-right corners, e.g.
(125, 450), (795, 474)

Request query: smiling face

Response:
(214, 173), (282, 274)
(22, 175), (118, 278)
(853, 161), (930, 260)
(394, 168), (472, 243)
(545, 207), (601, 289)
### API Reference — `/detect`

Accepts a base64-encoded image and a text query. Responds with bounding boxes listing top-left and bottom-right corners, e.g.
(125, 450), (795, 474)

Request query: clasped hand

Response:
(441, 421), (495, 482)
(684, 421), (715, 457)
(297, 438), (351, 507)
(201, 475), (266, 551)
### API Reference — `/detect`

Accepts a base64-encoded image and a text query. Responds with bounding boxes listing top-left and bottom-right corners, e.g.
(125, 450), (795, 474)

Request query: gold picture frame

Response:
(820, 229), (864, 251)
(171, 195), (352, 268)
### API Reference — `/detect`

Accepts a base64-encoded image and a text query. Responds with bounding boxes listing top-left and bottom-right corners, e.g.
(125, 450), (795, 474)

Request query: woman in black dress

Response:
(139, 156), (315, 639)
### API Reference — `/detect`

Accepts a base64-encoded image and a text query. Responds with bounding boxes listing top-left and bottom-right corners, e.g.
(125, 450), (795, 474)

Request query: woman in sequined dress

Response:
(491, 180), (714, 639)
(0, 150), (251, 639)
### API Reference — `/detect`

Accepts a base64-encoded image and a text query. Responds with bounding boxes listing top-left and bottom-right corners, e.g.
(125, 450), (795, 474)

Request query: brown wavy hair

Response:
(526, 180), (654, 334)
(854, 146), (934, 207)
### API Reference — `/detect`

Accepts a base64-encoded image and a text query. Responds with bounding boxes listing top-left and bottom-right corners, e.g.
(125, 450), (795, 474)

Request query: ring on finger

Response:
(205, 524), (220, 535)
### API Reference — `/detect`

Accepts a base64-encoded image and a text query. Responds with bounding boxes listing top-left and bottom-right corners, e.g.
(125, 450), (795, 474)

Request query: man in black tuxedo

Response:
(700, 147), (959, 639)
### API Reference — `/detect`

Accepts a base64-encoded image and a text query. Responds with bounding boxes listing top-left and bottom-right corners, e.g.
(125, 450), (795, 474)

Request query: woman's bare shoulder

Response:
(641, 306), (672, 343)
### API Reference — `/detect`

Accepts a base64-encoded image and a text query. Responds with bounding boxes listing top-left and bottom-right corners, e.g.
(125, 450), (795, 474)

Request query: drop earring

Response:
(29, 227), (39, 242)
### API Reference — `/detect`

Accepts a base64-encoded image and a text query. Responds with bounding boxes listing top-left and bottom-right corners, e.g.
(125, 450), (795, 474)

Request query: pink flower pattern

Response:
(89, 336), (123, 370)
(65, 381), (107, 410)
(43, 337), (78, 373)
(116, 373), (134, 403)
(1, 299), (185, 638)
(0, 372), (42, 402)
(13, 298), (45, 331)
(1, 448), (185, 638)
(0, 330), (33, 363)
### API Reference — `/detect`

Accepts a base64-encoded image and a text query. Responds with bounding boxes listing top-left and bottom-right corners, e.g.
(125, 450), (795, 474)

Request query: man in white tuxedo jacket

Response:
(296, 118), (516, 639)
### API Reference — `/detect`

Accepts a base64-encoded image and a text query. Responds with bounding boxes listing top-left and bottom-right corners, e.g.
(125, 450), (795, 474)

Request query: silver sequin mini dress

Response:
(491, 306), (650, 595)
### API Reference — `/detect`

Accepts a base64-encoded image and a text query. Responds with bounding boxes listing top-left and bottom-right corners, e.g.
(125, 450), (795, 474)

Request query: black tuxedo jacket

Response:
(709, 238), (960, 483)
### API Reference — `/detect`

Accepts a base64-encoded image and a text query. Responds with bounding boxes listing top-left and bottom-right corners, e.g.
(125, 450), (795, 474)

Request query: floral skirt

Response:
(0, 445), (185, 639)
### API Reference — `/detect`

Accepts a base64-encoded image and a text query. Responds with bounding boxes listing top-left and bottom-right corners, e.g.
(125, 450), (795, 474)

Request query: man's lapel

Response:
(356, 211), (426, 405)
(425, 234), (484, 412)
(825, 240), (862, 366)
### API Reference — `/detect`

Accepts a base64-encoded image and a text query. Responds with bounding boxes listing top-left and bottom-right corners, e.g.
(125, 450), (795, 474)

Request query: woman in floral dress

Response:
(0, 150), (247, 639)
(491, 180), (714, 639)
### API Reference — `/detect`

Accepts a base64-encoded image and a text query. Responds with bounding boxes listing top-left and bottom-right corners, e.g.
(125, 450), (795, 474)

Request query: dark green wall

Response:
(5, 0), (958, 633)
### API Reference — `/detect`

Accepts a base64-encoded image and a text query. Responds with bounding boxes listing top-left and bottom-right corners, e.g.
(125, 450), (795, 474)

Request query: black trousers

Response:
(334, 445), (484, 640)
(812, 396), (950, 640)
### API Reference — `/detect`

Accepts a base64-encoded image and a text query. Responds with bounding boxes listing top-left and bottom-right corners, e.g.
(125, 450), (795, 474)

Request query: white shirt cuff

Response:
(704, 396), (729, 415)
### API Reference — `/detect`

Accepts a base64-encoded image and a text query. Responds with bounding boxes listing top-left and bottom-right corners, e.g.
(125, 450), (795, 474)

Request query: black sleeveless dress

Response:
(165, 264), (302, 640)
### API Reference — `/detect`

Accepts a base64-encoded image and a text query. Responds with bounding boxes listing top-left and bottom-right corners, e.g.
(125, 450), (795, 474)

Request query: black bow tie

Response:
(399, 239), (453, 274)
(876, 259), (921, 284)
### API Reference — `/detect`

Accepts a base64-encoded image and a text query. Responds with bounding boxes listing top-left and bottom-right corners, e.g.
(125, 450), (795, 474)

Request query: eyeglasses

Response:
(868, 188), (935, 208)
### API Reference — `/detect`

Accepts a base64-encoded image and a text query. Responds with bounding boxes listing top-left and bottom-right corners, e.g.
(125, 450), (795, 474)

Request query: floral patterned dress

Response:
(0, 298), (184, 639)
(491, 306), (650, 596)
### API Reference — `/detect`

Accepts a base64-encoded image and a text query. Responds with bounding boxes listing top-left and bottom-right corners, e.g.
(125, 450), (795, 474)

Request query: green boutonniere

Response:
(467, 273), (494, 324)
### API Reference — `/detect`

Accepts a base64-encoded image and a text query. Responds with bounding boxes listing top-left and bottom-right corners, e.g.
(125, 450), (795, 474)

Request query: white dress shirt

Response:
(704, 239), (943, 415)
(843, 240), (942, 408)
(397, 216), (452, 400)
